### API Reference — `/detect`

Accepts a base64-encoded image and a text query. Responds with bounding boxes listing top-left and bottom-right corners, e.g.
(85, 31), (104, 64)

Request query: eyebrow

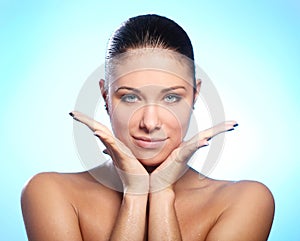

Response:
(115, 86), (186, 93)
(160, 86), (187, 93)
(115, 86), (141, 93)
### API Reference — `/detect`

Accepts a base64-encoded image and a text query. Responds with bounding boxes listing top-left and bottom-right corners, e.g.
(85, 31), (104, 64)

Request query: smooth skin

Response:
(21, 70), (275, 241)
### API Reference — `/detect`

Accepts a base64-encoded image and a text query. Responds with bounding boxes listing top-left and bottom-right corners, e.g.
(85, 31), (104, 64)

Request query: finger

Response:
(200, 121), (238, 140)
(172, 138), (208, 164)
(95, 130), (145, 175)
(94, 129), (115, 145)
(94, 131), (122, 169)
(94, 130), (136, 164)
(70, 111), (111, 134)
(186, 121), (237, 147)
(177, 120), (238, 161)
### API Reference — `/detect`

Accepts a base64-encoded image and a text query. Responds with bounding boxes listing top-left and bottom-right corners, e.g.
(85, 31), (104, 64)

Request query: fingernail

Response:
(69, 112), (74, 118)
(203, 140), (209, 146)
(227, 128), (234, 132)
(233, 123), (239, 127)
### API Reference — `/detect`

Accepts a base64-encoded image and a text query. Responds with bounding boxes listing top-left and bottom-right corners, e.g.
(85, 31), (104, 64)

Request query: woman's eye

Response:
(164, 94), (181, 103)
(121, 94), (139, 103)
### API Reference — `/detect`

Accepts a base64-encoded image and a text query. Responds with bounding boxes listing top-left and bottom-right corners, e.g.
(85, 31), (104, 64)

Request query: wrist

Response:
(149, 186), (175, 202)
(123, 192), (149, 200)
(149, 161), (189, 193)
(123, 193), (148, 207)
(115, 166), (150, 195)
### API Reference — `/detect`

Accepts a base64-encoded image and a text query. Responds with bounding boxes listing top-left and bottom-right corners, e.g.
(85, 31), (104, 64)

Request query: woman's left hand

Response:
(150, 121), (238, 193)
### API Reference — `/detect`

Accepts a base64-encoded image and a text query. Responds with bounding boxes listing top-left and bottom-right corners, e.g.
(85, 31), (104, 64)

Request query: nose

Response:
(139, 104), (161, 133)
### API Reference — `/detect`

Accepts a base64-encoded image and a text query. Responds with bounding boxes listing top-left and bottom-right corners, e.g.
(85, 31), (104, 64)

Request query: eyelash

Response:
(121, 94), (140, 103)
(120, 93), (182, 104)
(163, 94), (182, 103)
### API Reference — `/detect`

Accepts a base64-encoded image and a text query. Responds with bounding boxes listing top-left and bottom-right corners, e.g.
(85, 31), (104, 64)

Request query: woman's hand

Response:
(150, 121), (238, 193)
(70, 111), (149, 195)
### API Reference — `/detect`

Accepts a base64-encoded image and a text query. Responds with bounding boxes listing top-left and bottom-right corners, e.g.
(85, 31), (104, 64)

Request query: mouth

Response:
(132, 136), (168, 149)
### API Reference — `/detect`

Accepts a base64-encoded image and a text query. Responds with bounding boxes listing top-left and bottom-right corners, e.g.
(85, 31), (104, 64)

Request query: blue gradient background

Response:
(1, 1), (299, 240)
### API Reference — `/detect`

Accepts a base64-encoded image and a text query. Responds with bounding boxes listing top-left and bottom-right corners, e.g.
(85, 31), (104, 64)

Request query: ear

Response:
(193, 79), (202, 104)
(99, 79), (107, 100)
(99, 79), (109, 113)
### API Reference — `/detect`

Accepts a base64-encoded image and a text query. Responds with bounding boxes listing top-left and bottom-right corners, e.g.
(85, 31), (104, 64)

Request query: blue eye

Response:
(164, 94), (181, 103)
(121, 94), (139, 103)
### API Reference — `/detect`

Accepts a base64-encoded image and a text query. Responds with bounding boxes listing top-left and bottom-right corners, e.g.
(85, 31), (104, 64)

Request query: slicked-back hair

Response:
(106, 14), (194, 61)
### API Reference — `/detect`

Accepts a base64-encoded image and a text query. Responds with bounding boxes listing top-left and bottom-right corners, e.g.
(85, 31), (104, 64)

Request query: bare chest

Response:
(76, 191), (222, 241)
(175, 192), (223, 241)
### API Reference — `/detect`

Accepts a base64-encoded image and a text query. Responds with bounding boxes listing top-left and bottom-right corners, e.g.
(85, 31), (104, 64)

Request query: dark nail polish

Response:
(69, 112), (74, 117)
(233, 123), (238, 127)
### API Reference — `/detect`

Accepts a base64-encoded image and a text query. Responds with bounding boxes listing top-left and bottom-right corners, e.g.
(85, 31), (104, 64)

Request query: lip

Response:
(132, 136), (168, 149)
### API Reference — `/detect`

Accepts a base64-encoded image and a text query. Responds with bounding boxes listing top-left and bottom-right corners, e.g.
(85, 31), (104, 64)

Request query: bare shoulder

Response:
(221, 180), (275, 207)
(21, 171), (115, 241)
(221, 180), (275, 222)
(21, 171), (99, 220)
(21, 172), (69, 206)
(206, 179), (275, 241)
(21, 171), (96, 200)
(21, 172), (82, 240)
(21, 170), (117, 214)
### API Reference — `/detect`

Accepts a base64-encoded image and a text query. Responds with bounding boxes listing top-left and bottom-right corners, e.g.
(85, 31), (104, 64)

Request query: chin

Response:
(130, 143), (179, 168)
(138, 158), (163, 167)
(136, 152), (169, 168)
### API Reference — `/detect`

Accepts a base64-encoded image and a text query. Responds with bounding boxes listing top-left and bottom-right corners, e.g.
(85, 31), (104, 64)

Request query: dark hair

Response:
(106, 14), (194, 61)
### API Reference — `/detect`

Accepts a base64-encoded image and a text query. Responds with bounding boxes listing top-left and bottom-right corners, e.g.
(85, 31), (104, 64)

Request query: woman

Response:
(21, 14), (275, 241)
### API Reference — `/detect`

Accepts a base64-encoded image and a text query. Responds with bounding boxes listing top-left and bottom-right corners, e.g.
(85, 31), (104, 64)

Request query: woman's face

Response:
(103, 51), (198, 167)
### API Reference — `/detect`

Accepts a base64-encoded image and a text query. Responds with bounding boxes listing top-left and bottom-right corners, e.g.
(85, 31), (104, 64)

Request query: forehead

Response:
(111, 69), (194, 90)
(105, 48), (194, 88)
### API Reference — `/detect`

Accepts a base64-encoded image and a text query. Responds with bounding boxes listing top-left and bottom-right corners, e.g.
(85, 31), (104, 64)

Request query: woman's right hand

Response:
(70, 111), (149, 195)
(150, 121), (238, 193)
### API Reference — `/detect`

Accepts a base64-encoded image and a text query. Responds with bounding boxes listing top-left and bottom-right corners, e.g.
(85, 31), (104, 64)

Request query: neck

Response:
(144, 165), (158, 173)
(174, 167), (209, 192)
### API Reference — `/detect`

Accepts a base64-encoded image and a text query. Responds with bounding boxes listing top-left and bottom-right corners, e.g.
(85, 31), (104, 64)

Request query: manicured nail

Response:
(233, 123), (239, 127)
(202, 141), (209, 147)
(69, 112), (74, 117)
(200, 140), (209, 146)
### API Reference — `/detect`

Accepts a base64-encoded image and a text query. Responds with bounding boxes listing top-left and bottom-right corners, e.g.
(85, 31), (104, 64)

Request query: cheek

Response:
(168, 99), (193, 130)
(109, 102), (141, 141)
(109, 105), (130, 138)
(110, 111), (128, 134)
(168, 107), (192, 140)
